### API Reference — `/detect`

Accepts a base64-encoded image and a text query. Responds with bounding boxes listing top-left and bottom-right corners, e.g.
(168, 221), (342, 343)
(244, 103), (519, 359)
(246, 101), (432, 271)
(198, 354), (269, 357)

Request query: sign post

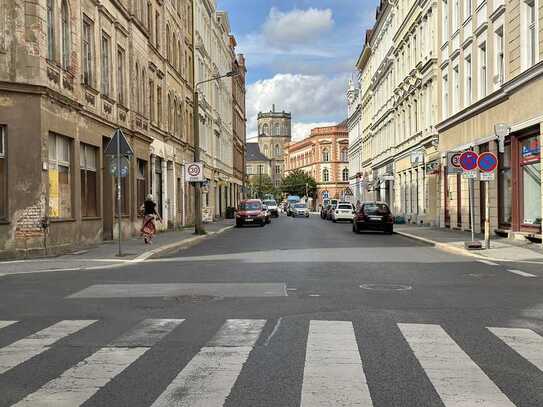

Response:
(459, 151), (479, 244)
(478, 152), (498, 249)
(104, 129), (134, 257)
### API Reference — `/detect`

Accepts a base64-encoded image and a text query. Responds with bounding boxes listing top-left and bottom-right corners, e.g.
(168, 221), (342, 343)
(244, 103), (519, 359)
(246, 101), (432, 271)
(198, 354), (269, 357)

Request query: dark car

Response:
(236, 199), (267, 227)
(321, 204), (331, 219)
(352, 202), (394, 234)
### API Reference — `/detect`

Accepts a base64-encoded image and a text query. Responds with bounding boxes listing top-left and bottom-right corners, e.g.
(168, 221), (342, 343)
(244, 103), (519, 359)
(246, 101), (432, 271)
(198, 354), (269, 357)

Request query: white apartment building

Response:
(194, 0), (237, 220)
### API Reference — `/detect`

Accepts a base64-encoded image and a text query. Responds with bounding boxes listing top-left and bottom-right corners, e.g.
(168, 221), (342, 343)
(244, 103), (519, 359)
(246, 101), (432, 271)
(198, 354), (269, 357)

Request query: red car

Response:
(352, 202), (394, 234)
(236, 199), (267, 227)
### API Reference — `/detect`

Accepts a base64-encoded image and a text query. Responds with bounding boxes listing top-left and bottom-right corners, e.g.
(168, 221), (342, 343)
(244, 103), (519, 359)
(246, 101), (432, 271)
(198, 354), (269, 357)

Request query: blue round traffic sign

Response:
(477, 152), (498, 172)
(460, 151), (479, 171)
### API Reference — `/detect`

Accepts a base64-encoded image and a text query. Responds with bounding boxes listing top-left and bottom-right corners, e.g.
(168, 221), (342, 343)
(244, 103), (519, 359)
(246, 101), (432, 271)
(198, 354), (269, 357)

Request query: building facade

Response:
(231, 49), (247, 205)
(285, 123), (350, 208)
(437, 0), (542, 237)
(0, 0), (195, 257)
(257, 106), (292, 187)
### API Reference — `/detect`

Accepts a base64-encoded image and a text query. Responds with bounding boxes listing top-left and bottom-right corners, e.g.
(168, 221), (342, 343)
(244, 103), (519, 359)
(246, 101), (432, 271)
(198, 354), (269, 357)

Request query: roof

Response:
(245, 143), (269, 162)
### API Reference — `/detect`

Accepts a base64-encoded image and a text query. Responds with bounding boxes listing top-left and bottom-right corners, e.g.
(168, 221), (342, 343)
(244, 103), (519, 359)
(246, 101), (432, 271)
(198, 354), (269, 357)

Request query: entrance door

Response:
(102, 137), (113, 240)
(444, 166), (451, 227)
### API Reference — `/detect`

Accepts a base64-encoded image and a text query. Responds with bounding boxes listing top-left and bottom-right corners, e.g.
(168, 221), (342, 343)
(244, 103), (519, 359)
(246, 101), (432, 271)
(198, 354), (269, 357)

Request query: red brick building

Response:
(285, 122), (349, 208)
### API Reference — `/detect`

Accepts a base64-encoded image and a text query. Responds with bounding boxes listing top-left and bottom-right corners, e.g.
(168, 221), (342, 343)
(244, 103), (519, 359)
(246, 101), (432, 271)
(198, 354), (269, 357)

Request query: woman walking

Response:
(141, 194), (161, 244)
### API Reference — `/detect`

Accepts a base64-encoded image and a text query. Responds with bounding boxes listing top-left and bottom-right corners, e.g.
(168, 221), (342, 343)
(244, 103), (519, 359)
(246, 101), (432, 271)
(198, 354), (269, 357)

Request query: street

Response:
(0, 215), (542, 406)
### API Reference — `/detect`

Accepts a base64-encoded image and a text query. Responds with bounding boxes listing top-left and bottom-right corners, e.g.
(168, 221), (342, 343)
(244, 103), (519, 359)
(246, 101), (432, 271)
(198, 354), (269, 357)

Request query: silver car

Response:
(292, 203), (310, 218)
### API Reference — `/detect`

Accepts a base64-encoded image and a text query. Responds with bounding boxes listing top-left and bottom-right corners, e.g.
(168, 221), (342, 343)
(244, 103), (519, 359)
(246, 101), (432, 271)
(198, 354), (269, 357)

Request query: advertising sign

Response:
(185, 162), (204, 182)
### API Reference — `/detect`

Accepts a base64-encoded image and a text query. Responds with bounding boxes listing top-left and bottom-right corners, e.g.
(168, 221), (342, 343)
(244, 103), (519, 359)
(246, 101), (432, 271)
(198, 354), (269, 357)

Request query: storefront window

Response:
(520, 136), (541, 226)
(499, 143), (512, 226)
(137, 159), (147, 215)
(80, 144), (98, 217)
(49, 134), (72, 218)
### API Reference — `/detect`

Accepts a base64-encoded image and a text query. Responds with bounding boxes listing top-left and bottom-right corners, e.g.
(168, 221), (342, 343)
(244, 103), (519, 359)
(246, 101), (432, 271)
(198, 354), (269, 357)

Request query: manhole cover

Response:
(360, 283), (412, 292)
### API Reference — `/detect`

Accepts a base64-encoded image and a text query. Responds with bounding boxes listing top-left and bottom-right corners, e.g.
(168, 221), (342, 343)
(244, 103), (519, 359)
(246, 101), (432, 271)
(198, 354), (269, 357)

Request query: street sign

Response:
(462, 170), (478, 179)
(447, 152), (463, 174)
(322, 191), (329, 199)
(104, 129), (134, 156)
(480, 172), (495, 181)
(185, 162), (204, 182)
(477, 152), (498, 173)
(109, 156), (130, 178)
(460, 151), (479, 171)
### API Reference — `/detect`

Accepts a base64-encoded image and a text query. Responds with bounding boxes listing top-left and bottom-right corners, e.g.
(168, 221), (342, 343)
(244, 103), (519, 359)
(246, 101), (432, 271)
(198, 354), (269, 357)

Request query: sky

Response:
(216, 0), (378, 141)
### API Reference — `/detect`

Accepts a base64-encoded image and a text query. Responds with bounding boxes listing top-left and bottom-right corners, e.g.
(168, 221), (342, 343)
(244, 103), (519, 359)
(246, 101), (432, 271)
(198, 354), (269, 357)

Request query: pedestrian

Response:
(140, 194), (161, 244)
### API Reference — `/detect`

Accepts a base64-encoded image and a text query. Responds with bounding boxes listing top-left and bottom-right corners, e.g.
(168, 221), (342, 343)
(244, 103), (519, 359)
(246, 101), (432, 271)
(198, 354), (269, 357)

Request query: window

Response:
(452, 65), (459, 113)
(117, 47), (125, 104)
(479, 42), (487, 98)
(342, 168), (349, 182)
(464, 54), (472, 106)
(157, 86), (162, 125)
(147, 1), (153, 33)
(274, 144), (280, 157)
(137, 159), (147, 214)
(47, 0), (55, 60)
(520, 136), (541, 226)
(80, 143), (97, 217)
(262, 124), (269, 135)
(275, 165), (281, 174)
(442, 0), (449, 42)
(61, 0), (70, 69)
(48, 134), (72, 218)
(155, 11), (160, 50)
(499, 143), (512, 226)
(340, 148), (348, 161)
(0, 127), (6, 219)
(149, 80), (155, 122)
(322, 148), (330, 162)
(495, 27), (504, 86)
(101, 33), (111, 97)
(273, 124), (280, 136)
(526, 0), (538, 67)
(323, 168), (330, 182)
(465, 0), (472, 19)
(82, 17), (94, 86)
(166, 25), (171, 61)
(442, 73), (449, 118)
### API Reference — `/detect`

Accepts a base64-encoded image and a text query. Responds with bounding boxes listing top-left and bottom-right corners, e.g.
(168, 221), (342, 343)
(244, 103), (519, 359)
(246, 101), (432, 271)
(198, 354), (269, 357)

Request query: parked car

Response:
(352, 201), (394, 234)
(262, 199), (279, 217)
(332, 202), (355, 222)
(292, 203), (310, 218)
(236, 199), (267, 227)
(320, 204), (331, 219)
(326, 204), (338, 220)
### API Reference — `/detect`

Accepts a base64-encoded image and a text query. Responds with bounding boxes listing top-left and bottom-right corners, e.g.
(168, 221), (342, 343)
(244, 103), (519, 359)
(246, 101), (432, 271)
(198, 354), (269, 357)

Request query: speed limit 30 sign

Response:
(185, 162), (204, 182)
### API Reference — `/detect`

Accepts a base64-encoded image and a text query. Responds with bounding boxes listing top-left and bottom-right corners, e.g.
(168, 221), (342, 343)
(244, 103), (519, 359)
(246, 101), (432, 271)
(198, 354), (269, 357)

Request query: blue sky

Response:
(217, 0), (378, 140)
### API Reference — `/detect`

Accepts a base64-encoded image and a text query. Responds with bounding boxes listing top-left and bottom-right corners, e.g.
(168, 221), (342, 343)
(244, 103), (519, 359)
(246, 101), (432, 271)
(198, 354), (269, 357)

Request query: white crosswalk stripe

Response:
(151, 319), (266, 407)
(489, 327), (543, 371)
(301, 320), (373, 406)
(0, 321), (17, 330)
(398, 323), (516, 407)
(12, 319), (184, 407)
(0, 320), (97, 375)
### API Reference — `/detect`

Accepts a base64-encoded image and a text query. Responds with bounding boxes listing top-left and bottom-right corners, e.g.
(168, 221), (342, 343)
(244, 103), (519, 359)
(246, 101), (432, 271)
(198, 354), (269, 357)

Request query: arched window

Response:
(342, 168), (349, 182)
(135, 64), (140, 112)
(274, 144), (280, 157)
(61, 0), (70, 68)
(340, 148), (348, 162)
(262, 124), (269, 135)
(141, 69), (146, 114)
(273, 124), (280, 136)
(177, 40), (182, 71)
(168, 94), (172, 132)
(173, 98), (178, 135)
(166, 25), (171, 61)
(263, 145), (269, 156)
(323, 168), (330, 182)
(322, 148), (330, 162)
(178, 103), (183, 138)
(47, 0), (55, 60)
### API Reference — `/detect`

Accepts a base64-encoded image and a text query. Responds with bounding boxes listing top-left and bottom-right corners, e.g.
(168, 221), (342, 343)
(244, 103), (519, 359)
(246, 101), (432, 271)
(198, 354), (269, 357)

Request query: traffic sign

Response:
(447, 152), (463, 174)
(477, 152), (498, 173)
(104, 129), (134, 156)
(462, 170), (478, 179)
(185, 162), (204, 182)
(109, 156), (130, 178)
(460, 151), (479, 171)
(322, 191), (329, 199)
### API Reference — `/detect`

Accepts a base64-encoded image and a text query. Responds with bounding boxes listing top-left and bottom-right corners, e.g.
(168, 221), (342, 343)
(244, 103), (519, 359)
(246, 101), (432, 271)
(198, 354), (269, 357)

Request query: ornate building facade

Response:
(285, 122), (350, 208)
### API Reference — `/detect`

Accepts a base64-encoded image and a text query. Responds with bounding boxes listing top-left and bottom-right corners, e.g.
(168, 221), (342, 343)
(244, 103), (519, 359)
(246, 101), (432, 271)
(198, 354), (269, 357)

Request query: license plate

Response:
(245, 218), (253, 222)
(369, 216), (382, 221)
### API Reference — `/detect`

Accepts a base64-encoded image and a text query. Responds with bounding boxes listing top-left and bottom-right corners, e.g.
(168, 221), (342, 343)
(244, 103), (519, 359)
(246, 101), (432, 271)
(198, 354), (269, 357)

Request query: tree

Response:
(281, 169), (317, 198)
(247, 174), (278, 199)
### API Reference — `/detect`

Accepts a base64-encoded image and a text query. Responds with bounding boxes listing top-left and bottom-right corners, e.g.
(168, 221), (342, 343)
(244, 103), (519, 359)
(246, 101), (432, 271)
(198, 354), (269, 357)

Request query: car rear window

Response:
(363, 203), (390, 215)
(240, 202), (261, 210)
(263, 200), (276, 206)
(338, 204), (352, 209)
(294, 204), (306, 208)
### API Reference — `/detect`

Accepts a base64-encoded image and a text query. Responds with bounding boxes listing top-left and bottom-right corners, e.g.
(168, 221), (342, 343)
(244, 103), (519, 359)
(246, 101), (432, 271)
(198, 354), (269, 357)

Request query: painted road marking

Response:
(398, 323), (515, 407)
(0, 320), (96, 375)
(489, 327), (543, 371)
(151, 319), (266, 407)
(13, 319), (183, 407)
(301, 320), (373, 407)
(507, 269), (537, 278)
(478, 260), (499, 266)
(0, 321), (17, 330)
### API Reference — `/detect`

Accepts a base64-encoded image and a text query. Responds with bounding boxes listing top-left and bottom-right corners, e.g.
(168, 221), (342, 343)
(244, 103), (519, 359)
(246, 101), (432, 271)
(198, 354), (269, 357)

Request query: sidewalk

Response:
(396, 225), (543, 263)
(0, 219), (235, 277)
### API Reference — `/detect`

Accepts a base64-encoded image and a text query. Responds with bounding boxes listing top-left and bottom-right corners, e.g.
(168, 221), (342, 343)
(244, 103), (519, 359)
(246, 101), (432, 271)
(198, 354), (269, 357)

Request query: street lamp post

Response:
(192, 70), (238, 235)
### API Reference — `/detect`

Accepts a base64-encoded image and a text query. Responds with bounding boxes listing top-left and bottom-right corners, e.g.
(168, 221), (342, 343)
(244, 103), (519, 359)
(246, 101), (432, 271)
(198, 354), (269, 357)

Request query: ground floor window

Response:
(137, 159), (147, 215)
(520, 135), (541, 226)
(0, 126), (6, 219)
(80, 143), (98, 217)
(154, 156), (163, 216)
(499, 143), (512, 226)
(48, 133), (72, 218)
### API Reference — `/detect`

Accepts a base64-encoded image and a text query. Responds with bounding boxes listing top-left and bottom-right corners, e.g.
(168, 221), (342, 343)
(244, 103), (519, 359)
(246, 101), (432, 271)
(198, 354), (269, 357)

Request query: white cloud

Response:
(246, 73), (348, 141)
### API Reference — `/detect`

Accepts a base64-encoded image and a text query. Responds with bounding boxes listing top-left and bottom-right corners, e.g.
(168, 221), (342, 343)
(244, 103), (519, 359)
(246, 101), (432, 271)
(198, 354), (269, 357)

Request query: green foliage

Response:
(247, 174), (279, 199)
(280, 169), (317, 198)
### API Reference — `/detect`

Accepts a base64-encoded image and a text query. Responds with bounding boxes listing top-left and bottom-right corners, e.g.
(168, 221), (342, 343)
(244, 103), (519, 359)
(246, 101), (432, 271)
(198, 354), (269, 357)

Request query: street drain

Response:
(360, 283), (412, 292)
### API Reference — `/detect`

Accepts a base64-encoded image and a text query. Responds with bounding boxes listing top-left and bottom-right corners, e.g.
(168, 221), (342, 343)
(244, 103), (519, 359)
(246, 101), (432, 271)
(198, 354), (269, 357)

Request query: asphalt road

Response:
(0, 215), (543, 406)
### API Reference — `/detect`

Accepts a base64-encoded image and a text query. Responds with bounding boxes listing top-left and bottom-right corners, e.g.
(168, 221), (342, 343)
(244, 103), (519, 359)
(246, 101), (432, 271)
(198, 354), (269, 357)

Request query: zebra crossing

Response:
(0, 318), (542, 406)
